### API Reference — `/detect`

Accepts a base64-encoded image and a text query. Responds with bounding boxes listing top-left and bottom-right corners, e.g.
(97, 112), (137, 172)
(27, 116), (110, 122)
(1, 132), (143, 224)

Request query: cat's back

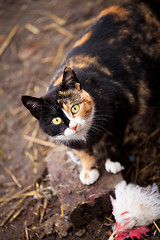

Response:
(70, 0), (160, 57)
(50, 0), (160, 98)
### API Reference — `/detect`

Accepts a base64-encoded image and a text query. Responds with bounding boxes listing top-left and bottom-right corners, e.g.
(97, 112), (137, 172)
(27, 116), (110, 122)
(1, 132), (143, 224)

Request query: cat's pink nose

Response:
(70, 124), (78, 131)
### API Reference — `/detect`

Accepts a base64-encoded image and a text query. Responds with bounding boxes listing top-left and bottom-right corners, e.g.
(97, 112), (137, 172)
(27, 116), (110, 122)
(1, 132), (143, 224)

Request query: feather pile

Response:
(109, 181), (160, 240)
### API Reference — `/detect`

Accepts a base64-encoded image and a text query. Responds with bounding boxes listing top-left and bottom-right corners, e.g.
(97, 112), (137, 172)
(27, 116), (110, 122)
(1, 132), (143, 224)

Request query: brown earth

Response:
(0, 0), (160, 239)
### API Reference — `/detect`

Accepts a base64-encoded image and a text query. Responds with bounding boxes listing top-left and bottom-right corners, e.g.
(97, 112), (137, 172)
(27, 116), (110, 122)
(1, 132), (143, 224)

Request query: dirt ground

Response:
(0, 0), (160, 239)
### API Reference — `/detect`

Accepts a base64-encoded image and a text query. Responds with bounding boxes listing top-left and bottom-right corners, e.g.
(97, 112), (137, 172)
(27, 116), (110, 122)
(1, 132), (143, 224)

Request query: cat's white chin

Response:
(64, 128), (76, 137)
(54, 127), (87, 142)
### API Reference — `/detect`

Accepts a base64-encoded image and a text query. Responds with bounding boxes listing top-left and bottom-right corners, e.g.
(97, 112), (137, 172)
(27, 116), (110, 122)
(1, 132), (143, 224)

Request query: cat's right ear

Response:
(21, 96), (44, 120)
(61, 66), (81, 91)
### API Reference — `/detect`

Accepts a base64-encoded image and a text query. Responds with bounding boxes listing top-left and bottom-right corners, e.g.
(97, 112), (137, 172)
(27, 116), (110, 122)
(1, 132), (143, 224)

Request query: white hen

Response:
(109, 181), (160, 240)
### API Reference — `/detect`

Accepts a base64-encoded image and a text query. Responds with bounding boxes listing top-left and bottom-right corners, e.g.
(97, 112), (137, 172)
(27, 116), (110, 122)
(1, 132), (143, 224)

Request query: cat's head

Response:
(21, 66), (94, 142)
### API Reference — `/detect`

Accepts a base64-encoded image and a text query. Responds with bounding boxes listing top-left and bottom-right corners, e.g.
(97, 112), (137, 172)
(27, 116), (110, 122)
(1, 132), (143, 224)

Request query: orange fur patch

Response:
(98, 5), (129, 20)
(63, 103), (70, 111)
(74, 150), (97, 170)
(53, 74), (63, 87)
(67, 55), (111, 76)
(79, 90), (93, 117)
(73, 31), (92, 48)
(84, 172), (89, 180)
(62, 92), (93, 119)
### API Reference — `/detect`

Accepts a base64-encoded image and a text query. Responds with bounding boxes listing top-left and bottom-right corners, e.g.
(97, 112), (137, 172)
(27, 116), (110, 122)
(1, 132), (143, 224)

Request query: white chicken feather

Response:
(109, 181), (160, 240)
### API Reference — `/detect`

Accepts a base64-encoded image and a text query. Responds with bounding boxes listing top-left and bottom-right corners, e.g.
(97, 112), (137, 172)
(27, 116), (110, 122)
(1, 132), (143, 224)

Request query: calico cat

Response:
(22, 0), (160, 185)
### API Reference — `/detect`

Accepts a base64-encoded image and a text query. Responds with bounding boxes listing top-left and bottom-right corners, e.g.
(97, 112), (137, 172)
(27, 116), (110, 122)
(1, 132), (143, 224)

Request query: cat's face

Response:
(21, 67), (94, 142)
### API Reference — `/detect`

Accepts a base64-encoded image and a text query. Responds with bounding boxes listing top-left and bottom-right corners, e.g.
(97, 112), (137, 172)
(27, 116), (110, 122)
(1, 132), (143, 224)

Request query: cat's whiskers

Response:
(80, 119), (101, 136)
(94, 113), (113, 118)
(91, 126), (105, 135)
(93, 114), (113, 124)
(90, 119), (112, 136)
(90, 127), (102, 136)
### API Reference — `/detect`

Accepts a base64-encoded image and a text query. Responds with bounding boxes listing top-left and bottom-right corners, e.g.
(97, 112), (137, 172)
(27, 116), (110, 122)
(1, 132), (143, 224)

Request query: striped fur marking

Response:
(53, 73), (63, 87)
(98, 5), (130, 20)
(67, 55), (112, 76)
(73, 31), (92, 48)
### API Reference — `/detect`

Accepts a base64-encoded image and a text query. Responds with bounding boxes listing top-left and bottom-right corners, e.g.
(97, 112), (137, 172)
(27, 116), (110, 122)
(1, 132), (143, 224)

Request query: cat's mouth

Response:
(54, 124), (88, 142)
(72, 128), (83, 135)
(66, 125), (87, 138)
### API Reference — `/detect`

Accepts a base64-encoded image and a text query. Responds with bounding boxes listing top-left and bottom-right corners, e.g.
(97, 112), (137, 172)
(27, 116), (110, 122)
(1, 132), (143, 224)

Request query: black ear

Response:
(61, 66), (81, 90)
(21, 95), (44, 119)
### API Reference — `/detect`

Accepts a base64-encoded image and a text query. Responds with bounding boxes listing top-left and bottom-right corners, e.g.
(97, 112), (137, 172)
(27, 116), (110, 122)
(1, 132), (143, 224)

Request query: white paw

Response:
(79, 169), (100, 185)
(105, 159), (124, 174)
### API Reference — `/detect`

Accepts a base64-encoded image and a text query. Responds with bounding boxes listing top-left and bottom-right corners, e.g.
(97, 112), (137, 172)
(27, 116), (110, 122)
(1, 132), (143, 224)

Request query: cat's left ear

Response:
(21, 95), (44, 120)
(61, 66), (81, 91)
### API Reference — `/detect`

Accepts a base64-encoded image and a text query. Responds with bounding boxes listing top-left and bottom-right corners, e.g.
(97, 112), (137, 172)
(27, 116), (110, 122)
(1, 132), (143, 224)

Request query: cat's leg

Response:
(105, 158), (124, 174)
(105, 143), (125, 174)
(74, 150), (99, 185)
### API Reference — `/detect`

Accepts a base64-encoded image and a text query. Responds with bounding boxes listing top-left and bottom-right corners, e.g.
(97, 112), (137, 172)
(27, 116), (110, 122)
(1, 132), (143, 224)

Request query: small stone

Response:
(75, 229), (86, 237)
(54, 214), (72, 238)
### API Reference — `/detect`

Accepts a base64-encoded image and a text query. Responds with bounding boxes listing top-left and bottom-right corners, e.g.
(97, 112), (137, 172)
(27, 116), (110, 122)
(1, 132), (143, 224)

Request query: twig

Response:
(23, 190), (41, 198)
(9, 196), (27, 223)
(0, 209), (15, 226)
(153, 221), (160, 233)
(25, 151), (35, 163)
(25, 23), (40, 34)
(136, 128), (160, 149)
(0, 183), (34, 208)
(23, 118), (37, 135)
(9, 206), (24, 223)
(0, 207), (12, 219)
(43, 23), (75, 39)
(40, 198), (48, 223)
(25, 225), (29, 240)
(49, 14), (66, 25)
(23, 135), (56, 148)
(36, 182), (40, 193)
(54, 24), (75, 38)
(3, 167), (22, 188)
(105, 216), (114, 223)
(1, 195), (26, 226)
(28, 123), (39, 148)
(0, 188), (15, 203)
(139, 161), (155, 174)
(60, 205), (64, 218)
(0, 25), (19, 56)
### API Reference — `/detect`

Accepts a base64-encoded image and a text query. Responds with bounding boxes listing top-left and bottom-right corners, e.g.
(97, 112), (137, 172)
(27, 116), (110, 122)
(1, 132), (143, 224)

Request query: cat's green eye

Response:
(52, 117), (62, 125)
(71, 104), (80, 114)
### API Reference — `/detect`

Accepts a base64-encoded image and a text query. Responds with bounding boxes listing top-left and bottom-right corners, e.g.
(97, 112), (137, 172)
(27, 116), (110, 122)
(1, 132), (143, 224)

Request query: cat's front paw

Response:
(105, 158), (124, 174)
(80, 169), (99, 185)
